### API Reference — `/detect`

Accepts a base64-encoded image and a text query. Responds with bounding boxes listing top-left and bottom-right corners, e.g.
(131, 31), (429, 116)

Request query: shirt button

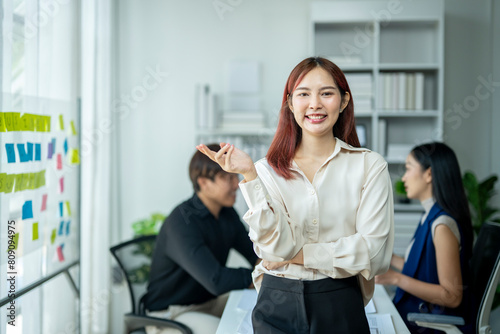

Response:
(310, 189), (315, 195)
(255, 184), (261, 190)
(265, 195), (271, 201)
(312, 219), (317, 225)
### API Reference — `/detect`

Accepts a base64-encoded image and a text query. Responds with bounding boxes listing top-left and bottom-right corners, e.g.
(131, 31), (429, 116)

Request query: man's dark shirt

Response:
(145, 194), (258, 311)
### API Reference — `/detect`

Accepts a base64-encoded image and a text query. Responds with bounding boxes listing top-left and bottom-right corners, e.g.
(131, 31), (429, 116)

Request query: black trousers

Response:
(252, 274), (370, 334)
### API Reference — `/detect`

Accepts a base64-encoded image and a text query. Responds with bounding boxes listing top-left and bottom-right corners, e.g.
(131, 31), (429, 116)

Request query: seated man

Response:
(144, 144), (259, 334)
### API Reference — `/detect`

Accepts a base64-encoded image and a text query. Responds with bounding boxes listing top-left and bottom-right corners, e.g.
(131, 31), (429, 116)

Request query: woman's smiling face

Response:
(289, 67), (349, 139)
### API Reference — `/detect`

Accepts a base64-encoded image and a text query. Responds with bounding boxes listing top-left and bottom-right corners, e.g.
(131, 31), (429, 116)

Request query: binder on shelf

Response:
(415, 72), (424, 110)
(378, 119), (387, 157)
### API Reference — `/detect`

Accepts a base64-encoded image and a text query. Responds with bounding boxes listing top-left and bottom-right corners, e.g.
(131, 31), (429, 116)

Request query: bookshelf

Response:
(310, 0), (442, 234)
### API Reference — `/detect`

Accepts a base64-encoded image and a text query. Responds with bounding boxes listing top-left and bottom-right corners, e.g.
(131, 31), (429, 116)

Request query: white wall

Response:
(116, 0), (499, 240)
(116, 0), (311, 238)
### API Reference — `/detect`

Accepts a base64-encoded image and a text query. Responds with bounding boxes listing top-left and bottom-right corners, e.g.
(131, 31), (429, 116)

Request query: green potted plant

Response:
(462, 171), (500, 235)
(394, 178), (410, 204)
(462, 171), (500, 310)
(128, 212), (166, 284)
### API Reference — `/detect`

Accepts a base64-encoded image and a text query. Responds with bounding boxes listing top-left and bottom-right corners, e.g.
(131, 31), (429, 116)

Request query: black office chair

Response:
(110, 235), (193, 334)
(408, 221), (500, 334)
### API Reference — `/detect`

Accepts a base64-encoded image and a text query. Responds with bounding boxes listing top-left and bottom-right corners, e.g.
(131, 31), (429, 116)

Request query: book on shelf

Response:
(220, 111), (266, 129)
(345, 73), (373, 113)
(378, 119), (387, 157)
(378, 72), (425, 110)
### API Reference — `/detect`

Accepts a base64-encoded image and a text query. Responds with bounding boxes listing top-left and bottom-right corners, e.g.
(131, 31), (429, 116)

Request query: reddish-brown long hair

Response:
(267, 57), (360, 179)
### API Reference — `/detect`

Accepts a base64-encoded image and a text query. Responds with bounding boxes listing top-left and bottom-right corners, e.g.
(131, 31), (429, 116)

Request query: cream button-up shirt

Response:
(239, 138), (394, 304)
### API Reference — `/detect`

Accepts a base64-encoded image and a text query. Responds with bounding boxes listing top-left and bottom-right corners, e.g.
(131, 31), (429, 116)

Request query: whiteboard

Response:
(0, 94), (80, 301)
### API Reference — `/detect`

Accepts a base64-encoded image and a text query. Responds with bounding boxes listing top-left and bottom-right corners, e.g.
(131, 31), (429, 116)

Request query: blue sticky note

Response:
(66, 221), (71, 235)
(58, 221), (65, 235)
(6, 144), (16, 163)
(64, 139), (68, 155)
(52, 138), (56, 152)
(17, 142), (34, 162)
(59, 202), (64, 217)
(22, 200), (34, 220)
(35, 143), (41, 161)
(48, 142), (54, 159)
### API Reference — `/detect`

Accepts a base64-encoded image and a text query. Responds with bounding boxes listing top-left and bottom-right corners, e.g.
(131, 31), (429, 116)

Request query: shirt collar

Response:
(291, 137), (370, 170)
(421, 197), (436, 214)
(189, 193), (211, 218)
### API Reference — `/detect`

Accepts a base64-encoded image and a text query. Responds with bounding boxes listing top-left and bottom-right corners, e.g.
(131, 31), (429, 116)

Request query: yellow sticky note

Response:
(0, 173), (5, 193)
(4, 175), (15, 193)
(4, 113), (14, 131)
(35, 116), (44, 132)
(65, 201), (72, 216)
(51, 229), (56, 244)
(70, 121), (77, 135)
(0, 113), (6, 132)
(70, 149), (80, 164)
(32, 222), (39, 241)
(12, 112), (21, 131)
(59, 114), (64, 130)
(44, 116), (51, 132)
(21, 114), (35, 131)
(39, 170), (46, 187)
(28, 173), (36, 190)
(14, 174), (24, 192)
(12, 233), (19, 250)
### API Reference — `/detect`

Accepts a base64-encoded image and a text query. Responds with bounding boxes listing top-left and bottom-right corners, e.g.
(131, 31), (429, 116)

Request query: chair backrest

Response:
(469, 222), (500, 332)
(110, 235), (157, 315)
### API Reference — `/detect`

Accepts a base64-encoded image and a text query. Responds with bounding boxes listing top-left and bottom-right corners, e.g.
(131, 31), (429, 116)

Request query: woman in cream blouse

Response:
(197, 57), (394, 333)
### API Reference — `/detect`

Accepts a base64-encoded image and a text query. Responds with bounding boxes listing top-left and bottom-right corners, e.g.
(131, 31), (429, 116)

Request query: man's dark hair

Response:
(189, 143), (224, 192)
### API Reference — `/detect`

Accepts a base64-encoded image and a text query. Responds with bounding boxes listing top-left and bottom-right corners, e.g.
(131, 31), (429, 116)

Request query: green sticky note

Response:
(15, 174), (24, 192)
(51, 229), (56, 244)
(65, 201), (72, 216)
(28, 173), (36, 190)
(33, 222), (39, 240)
(4, 113), (14, 131)
(70, 149), (80, 164)
(59, 114), (64, 130)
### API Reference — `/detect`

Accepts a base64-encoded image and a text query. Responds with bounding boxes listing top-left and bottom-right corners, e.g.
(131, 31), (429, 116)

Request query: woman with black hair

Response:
(376, 142), (474, 333)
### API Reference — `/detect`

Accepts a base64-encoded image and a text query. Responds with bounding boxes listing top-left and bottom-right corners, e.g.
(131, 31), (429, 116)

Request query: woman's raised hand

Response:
(196, 143), (258, 182)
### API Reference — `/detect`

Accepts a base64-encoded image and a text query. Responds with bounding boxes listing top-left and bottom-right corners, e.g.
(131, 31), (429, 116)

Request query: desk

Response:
(216, 284), (410, 334)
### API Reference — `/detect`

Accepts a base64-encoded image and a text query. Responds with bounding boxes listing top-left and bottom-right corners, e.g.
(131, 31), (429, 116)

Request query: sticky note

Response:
(0, 174), (5, 192)
(57, 154), (63, 169)
(59, 114), (64, 130)
(35, 143), (41, 161)
(21, 114), (35, 131)
(70, 149), (80, 164)
(59, 202), (64, 217)
(51, 229), (56, 244)
(48, 142), (54, 159)
(58, 221), (65, 235)
(28, 173), (35, 190)
(12, 233), (19, 250)
(4, 113), (13, 131)
(32, 222), (39, 240)
(0, 113), (6, 132)
(65, 201), (72, 216)
(57, 244), (65, 262)
(22, 200), (34, 220)
(17, 142), (34, 162)
(70, 121), (77, 135)
(12, 113), (21, 131)
(41, 194), (48, 211)
(64, 138), (68, 155)
(59, 177), (64, 193)
(5, 144), (16, 163)
(4, 175), (15, 193)
(38, 170), (46, 188)
(66, 221), (71, 235)
(15, 174), (24, 192)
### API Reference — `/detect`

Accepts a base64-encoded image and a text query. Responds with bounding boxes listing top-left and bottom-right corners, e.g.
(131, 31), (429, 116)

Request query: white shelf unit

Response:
(311, 0), (444, 244)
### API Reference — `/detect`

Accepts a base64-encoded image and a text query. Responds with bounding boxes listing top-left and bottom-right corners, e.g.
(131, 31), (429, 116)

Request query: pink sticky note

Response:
(57, 245), (65, 262)
(57, 154), (63, 170)
(41, 194), (48, 211)
(59, 177), (64, 193)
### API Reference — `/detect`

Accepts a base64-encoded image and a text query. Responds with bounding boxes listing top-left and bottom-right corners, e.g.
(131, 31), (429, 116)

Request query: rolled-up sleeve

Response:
(239, 174), (305, 262)
(303, 153), (394, 280)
